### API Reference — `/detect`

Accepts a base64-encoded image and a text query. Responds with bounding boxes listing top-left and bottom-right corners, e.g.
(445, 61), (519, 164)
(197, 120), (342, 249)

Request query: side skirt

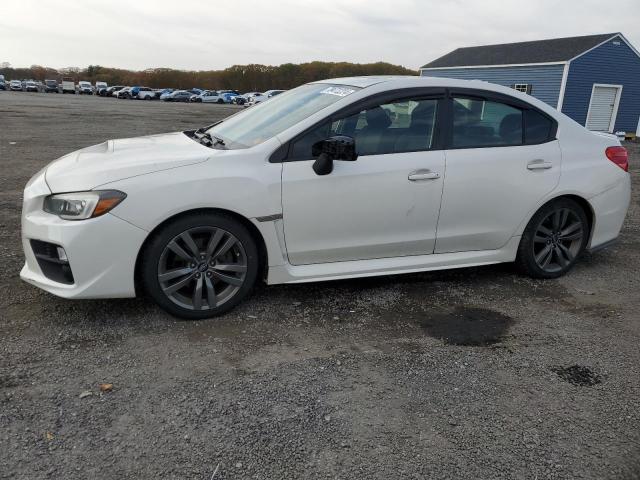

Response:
(267, 237), (521, 285)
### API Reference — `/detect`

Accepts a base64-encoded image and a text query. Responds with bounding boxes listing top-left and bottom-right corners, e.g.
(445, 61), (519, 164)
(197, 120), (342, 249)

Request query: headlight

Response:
(43, 190), (126, 220)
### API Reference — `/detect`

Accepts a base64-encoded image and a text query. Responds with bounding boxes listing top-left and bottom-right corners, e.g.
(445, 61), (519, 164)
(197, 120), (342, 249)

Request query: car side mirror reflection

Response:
(311, 136), (358, 176)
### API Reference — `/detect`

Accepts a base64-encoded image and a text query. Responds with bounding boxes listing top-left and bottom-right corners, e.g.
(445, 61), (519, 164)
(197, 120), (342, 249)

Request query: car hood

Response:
(45, 132), (211, 192)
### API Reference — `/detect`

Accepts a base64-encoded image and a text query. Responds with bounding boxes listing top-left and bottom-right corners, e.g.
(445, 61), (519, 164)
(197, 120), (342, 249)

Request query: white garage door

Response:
(586, 85), (622, 132)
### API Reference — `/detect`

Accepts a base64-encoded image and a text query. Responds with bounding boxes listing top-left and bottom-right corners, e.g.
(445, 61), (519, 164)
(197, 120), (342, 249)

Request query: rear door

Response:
(435, 91), (561, 253)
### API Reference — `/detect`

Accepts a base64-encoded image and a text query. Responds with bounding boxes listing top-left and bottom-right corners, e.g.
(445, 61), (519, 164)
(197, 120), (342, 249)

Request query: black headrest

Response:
(365, 107), (392, 129)
(499, 114), (522, 138)
(410, 102), (436, 128)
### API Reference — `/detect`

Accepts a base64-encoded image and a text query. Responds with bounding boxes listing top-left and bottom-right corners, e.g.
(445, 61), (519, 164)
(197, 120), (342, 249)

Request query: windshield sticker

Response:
(320, 86), (356, 97)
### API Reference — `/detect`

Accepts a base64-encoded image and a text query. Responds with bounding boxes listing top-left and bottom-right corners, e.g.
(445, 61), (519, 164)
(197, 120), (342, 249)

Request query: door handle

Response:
(408, 170), (440, 181)
(527, 160), (553, 170)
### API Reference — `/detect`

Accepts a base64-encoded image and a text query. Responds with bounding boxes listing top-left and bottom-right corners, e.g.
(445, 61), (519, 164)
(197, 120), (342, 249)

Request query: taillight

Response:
(605, 146), (629, 172)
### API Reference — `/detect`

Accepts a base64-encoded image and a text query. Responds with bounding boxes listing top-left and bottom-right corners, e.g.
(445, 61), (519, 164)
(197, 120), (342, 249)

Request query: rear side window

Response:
(452, 97), (523, 148)
(524, 109), (554, 144)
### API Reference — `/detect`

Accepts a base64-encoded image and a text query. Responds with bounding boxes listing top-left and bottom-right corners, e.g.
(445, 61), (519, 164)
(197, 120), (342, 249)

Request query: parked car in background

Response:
(158, 88), (174, 100)
(233, 92), (261, 105)
(44, 80), (59, 93)
(190, 90), (211, 102)
(0, 74), (5, 90)
(78, 81), (93, 94)
(9, 80), (23, 91)
(162, 90), (192, 102)
(247, 89), (285, 106)
(137, 87), (157, 100)
(19, 76), (631, 319)
(95, 82), (108, 95)
(244, 92), (263, 105)
(116, 87), (133, 99)
(129, 86), (143, 98)
(61, 78), (75, 94)
(191, 91), (226, 103)
(220, 92), (239, 103)
(25, 81), (38, 92)
(104, 85), (125, 97)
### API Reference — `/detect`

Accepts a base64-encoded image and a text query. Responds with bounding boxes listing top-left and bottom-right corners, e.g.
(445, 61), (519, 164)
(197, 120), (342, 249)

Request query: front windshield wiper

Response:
(195, 120), (222, 134)
(193, 130), (226, 149)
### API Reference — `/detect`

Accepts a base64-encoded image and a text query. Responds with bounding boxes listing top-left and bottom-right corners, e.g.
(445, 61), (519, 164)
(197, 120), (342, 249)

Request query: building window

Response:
(512, 83), (532, 94)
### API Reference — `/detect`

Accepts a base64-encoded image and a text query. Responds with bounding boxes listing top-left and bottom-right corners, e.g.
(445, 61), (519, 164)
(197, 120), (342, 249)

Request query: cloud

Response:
(1, 0), (638, 70)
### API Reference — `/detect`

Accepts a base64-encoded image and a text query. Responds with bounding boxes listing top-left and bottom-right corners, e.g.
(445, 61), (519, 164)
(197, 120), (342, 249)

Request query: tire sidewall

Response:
(141, 213), (259, 319)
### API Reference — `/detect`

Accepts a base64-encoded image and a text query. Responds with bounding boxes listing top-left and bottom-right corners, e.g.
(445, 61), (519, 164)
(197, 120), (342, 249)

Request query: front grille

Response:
(30, 240), (74, 285)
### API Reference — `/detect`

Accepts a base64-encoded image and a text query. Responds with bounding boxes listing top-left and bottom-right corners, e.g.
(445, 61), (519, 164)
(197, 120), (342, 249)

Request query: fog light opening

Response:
(56, 246), (68, 262)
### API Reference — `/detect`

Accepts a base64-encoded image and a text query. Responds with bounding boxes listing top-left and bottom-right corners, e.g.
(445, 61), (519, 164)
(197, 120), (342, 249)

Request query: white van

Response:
(95, 81), (107, 95)
(78, 81), (93, 95)
(61, 77), (75, 94)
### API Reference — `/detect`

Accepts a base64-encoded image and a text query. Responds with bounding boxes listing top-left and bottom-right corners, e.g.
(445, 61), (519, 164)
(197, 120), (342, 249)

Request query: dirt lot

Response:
(1, 91), (639, 480)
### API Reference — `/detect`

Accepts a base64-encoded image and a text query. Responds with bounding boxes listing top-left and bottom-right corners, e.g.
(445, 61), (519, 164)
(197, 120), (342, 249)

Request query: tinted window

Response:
(289, 98), (438, 159)
(524, 109), (554, 144)
(452, 97), (523, 148)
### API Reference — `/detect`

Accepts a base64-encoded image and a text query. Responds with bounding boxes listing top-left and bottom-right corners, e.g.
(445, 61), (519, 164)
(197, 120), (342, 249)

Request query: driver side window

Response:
(288, 97), (439, 160)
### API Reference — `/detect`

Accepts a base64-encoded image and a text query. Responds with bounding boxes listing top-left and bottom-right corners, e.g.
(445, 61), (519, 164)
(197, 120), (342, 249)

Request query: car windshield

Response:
(206, 83), (359, 149)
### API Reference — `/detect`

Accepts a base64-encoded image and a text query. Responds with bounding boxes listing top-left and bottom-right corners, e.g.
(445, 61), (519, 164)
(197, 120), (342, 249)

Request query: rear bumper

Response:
(587, 237), (617, 253)
(588, 175), (631, 249)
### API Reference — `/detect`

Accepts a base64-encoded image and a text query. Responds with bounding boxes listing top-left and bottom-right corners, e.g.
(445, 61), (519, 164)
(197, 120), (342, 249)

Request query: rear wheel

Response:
(141, 213), (259, 319)
(516, 198), (588, 279)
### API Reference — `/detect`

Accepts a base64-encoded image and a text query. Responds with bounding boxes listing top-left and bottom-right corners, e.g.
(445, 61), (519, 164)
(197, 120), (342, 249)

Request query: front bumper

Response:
(20, 172), (148, 299)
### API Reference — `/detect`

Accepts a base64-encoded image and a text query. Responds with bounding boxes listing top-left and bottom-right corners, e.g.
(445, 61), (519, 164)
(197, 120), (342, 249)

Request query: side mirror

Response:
(311, 136), (358, 176)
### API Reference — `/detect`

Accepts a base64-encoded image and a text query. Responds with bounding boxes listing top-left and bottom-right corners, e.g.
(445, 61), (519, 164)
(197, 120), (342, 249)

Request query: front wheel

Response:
(141, 213), (259, 319)
(516, 198), (589, 279)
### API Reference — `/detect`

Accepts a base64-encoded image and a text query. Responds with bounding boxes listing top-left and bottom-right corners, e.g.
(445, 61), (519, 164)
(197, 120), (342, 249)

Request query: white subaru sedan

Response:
(21, 76), (631, 319)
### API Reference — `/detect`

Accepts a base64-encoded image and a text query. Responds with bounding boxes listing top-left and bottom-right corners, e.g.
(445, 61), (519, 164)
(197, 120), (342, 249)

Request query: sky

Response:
(1, 0), (639, 71)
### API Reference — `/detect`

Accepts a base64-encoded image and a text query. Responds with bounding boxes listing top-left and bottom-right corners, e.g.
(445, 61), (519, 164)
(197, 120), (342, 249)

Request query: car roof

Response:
(311, 75), (560, 117)
(312, 75), (512, 92)
(313, 76), (415, 88)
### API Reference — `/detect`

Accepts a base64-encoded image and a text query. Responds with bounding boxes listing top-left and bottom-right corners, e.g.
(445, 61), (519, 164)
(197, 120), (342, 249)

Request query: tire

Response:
(141, 212), (259, 319)
(516, 198), (589, 279)
(217, 99), (223, 104)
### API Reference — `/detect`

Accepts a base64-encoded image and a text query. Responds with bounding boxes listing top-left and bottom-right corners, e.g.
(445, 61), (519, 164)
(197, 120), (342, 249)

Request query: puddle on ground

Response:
(419, 307), (514, 346)
(551, 365), (602, 386)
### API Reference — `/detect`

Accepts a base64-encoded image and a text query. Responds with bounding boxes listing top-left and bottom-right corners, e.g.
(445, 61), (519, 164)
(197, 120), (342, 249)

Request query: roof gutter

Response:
(420, 61), (567, 72)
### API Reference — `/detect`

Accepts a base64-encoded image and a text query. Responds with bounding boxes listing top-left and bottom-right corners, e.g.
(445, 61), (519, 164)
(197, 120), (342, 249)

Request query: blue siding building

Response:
(420, 33), (640, 135)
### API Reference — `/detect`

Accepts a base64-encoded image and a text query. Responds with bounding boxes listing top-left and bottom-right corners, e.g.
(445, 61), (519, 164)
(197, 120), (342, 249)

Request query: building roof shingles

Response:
(421, 33), (619, 69)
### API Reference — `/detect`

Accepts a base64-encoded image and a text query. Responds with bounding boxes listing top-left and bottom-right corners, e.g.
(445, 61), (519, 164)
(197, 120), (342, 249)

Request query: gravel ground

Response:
(1, 92), (639, 480)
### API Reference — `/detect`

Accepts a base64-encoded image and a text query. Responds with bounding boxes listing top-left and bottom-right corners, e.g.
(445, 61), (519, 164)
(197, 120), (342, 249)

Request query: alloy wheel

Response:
(532, 208), (584, 273)
(157, 226), (248, 311)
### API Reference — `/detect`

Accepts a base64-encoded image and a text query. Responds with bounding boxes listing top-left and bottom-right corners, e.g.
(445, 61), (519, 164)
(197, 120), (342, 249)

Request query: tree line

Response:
(0, 62), (416, 91)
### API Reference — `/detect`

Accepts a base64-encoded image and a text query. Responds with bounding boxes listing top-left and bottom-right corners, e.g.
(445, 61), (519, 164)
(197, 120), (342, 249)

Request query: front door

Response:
(282, 95), (446, 265)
